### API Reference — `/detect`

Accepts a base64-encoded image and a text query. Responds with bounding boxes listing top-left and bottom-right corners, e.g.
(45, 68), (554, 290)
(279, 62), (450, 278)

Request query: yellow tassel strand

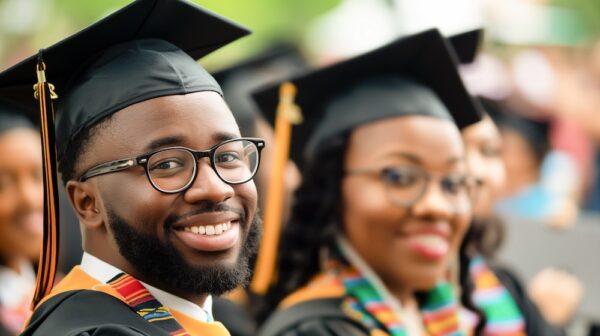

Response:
(251, 82), (302, 295)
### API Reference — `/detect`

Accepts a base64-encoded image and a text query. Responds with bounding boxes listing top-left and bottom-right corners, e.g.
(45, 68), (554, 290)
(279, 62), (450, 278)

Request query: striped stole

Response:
(334, 257), (527, 336)
(339, 267), (464, 336)
(108, 273), (191, 336)
(468, 256), (526, 335)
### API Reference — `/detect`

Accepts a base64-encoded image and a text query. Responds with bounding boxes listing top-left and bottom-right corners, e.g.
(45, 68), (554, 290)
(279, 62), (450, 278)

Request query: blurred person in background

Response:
(0, 104), (43, 335)
(254, 29), (497, 336)
(548, 40), (600, 214)
(489, 101), (579, 228)
(210, 43), (306, 336)
(463, 97), (583, 330)
(460, 107), (569, 334)
(446, 29), (569, 334)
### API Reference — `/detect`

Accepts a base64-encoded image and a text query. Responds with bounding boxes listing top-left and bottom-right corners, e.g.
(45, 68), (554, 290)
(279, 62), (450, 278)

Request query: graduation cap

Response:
(249, 28), (481, 294)
(448, 29), (484, 64)
(480, 98), (550, 162)
(211, 43), (306, 137)
(0, 0), (249, 307)
(252, 28), (481, 169)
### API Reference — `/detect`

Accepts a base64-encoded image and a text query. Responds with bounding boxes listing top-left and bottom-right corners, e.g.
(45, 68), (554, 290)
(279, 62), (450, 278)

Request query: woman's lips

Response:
(173, 220), (240, 252)
(401, 226), (451, 260)
(407, 234), (450, 260)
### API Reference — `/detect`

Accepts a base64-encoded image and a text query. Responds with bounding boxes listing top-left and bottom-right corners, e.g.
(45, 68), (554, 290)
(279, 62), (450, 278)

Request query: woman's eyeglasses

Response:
(346, 165), (477, 211)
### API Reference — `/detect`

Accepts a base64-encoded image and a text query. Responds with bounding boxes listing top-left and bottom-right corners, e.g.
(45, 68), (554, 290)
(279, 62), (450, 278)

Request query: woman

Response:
(0, 104), (43, 335)
(253, 29), (491, 336)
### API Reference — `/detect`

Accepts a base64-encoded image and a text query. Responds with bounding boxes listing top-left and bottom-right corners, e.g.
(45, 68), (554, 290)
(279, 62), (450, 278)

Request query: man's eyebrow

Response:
(213, 132), (239, 143)
(144, 132), (240, 152)
(145, 135), (185, 152)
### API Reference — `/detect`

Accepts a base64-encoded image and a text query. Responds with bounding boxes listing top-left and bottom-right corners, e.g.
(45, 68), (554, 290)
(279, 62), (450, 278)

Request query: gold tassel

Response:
(31, 50), (60, 309)
(250, 82), (302, 295)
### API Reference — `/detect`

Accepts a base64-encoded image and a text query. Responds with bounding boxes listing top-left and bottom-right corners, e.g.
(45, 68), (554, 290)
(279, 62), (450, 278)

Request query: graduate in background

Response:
(0, 0), (265, 334)
(0, 104), (42, 335)
(463, 98), (578, 333)
(461, 110), (566, 335)
(447, 30), (565, 335)
(210, 43), (306, 336)
(253, 29), (488, 335)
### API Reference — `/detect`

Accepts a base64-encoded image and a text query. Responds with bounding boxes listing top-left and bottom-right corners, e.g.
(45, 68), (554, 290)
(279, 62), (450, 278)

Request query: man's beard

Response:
(108, 207), (262, 296)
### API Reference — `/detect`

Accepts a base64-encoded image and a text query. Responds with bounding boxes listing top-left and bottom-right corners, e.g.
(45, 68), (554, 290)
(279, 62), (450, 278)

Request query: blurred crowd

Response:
(0, 0), (599, 335)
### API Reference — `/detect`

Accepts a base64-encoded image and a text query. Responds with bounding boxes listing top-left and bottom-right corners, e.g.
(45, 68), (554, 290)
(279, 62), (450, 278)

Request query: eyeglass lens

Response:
(381, 167), (471, 208)
(146, 140), (259, 192)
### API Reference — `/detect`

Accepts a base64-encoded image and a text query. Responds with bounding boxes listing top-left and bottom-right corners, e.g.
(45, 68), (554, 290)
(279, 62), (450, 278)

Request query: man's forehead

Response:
(110, 91), (232, 123)
(93, 92), (240, 148)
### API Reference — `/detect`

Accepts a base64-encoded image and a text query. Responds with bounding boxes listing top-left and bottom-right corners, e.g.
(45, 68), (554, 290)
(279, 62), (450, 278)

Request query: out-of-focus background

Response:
(1, 0), (599, 334)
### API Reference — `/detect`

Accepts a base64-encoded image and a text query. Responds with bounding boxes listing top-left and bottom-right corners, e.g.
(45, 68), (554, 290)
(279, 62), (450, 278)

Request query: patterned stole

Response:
(331, 256), (527, 336)
(468, 256), (526, 335)
(331, 263), (465, 336)
(108, 273), (191, 336)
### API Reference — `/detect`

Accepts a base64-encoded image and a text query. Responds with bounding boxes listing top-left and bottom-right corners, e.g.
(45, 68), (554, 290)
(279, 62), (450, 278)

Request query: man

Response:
(0, 0), (264, 334)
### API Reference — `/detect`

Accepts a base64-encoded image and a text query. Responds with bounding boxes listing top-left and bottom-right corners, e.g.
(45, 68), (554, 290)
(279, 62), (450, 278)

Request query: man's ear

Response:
(66, 180), (103, 229)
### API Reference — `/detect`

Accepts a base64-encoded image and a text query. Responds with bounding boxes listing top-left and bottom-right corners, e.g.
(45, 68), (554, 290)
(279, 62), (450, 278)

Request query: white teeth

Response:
(182, 221), (233, 236)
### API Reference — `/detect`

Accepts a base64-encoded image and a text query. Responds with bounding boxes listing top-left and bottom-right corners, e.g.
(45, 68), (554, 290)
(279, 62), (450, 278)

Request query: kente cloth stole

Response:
(108, 273), (191, 336)
(331, 257), (528, 336)
(468, 256), (526, 335)
(331, 262), (465, 336)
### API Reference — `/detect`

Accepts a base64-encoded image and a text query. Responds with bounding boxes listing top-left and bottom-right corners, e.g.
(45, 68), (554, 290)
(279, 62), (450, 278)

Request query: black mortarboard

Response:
(252, 29), (481, 168)
(0, 102), (34, 135)
(212, 43), (306, 137)
(448, 29), (484, 64)
(481, 98), (550, 162)
(0, 0), (249, 306)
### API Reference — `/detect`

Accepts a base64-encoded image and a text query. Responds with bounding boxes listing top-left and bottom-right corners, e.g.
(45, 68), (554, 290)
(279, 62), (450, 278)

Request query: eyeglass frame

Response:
(78, 137), (265, 194)
(345, 165), (477, 210)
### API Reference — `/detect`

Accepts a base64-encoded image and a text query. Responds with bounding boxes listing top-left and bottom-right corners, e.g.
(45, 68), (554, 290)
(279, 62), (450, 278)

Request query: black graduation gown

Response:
(259, 268), (566, 336)
(492, 267), (566, 336)
(212, 297), (257, 336)
(0, 322), (12, 336)
(21, 290), (173, 336)
(258, 298), (370, 336)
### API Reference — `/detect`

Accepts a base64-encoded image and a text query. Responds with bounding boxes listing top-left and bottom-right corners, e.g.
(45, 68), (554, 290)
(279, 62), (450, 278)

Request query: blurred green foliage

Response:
(551, 0), (600, 40)
(1, 0), (599, 71)
(10, 0), (341, 69)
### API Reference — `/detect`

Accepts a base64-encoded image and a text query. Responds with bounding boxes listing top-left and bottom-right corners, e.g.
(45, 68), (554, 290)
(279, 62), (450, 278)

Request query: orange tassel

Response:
(250, 82), (302, 295)
(31, 51), (60, 309)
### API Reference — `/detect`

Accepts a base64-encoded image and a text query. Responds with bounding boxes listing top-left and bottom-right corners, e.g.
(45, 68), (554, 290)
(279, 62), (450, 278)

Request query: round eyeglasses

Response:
(346, 166), (476, 211)
(79, 138), (265, 193)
